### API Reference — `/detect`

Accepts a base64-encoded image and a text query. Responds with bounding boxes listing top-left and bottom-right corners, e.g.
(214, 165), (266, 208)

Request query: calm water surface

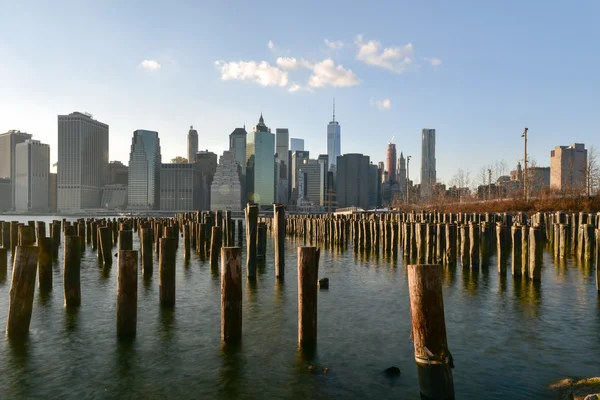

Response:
(0, 215), (598, 399)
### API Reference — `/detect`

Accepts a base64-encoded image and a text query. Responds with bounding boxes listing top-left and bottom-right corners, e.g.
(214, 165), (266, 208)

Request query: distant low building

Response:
(101, 185), (127, 210)
(109, 161), (128, 186)
(160, 163), (201, 211)
(550, 143), (587, 193)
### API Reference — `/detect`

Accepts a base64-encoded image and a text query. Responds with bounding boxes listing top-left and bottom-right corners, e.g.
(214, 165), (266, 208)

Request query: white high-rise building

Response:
(15, 139), (50, 212)
(0, 130), (32, 210)
(246, 114), (275, 208)
(420, 129), (436, 198)
(327, 99), (341, 172)
(58, 112), (109, 211)
(211, 150), (243, 211)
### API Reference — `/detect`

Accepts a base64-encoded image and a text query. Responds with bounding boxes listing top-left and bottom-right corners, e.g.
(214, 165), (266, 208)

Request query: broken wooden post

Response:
(298, 246), (320, 347)
(221, 247), (242, 344)
(257, 222), (267, 260)
(117, 250), (138, 337)
(118, 230), (133, 251)
(274, 204), (286, 280)
(99, 226), (113, 266)
(64, 235), (81, 307)
(6, 246), (39, 338)
(511, 225), (522, 277)
(0, 247), (6, 282)
(246, 204), (258, 280)
(529, 226), (542, 280)
(407, 263), (455, 400)
(183, 224), (191, 261)
(210, 226), (222, 270)
(38, 237), (53, 291)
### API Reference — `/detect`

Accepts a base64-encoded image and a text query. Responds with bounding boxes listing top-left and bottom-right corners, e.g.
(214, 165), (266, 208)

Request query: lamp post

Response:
(522, 127), (528, 201)
(406, 155), (411, 204)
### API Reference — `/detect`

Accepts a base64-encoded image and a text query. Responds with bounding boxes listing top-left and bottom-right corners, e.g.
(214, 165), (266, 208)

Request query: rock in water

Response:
(318, 278), (329, 289)
(384, 366), (401, 378)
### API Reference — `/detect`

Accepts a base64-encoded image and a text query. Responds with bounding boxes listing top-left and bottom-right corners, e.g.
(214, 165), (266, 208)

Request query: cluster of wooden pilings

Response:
(284, 210), (600, 287)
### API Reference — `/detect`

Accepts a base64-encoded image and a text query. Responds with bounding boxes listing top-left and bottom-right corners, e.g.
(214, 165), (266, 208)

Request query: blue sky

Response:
(0, 0), (598, 184)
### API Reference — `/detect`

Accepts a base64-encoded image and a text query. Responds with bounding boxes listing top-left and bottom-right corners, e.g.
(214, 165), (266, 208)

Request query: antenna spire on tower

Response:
(332, 98), (336, 122)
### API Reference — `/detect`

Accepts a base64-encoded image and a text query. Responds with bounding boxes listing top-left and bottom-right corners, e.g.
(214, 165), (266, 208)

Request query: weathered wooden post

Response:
(298, 247), (320, 347)
(19, 225), (35, 247)
(159, 237), (176, 307)
(118, 230), (133, 251)
(583, 224), (595, 261)
(596, 229), (600, 291)
(274, 204), (285, 280)
(459, 225), (469, 267)
(468, 223), (479, 269)
(35, 221), (46, 242)
(237, 220), (243, 246)
(246, 204), (258, 280)
(257, 222), (267, 260)
(1, 221), (9, 249)
(10, 221), (18, 253)
(183, 224), (191, 261)
(51, 222), (61, 258)
(0, 247), (6, 281)
(99, 226), (113, 266)
(6, 246), (39, 337)
(38, 237), (53, 291)
(511, 225), (522, 277)
(210, 226), (222, 269)
(445, 224), (457, 267)
(416, 223), (426, 264)
(91, 221), (98, 251)
(558, 223), (568, 259)
(407, 264), (455, 399)
(141, 227), (153, 276)
(496, 223), (507, 274)
(529, 226), (542, 280)
(64, 235), (81, 307)
(221, 247), (242, 343)
(117, 250), (138, 337)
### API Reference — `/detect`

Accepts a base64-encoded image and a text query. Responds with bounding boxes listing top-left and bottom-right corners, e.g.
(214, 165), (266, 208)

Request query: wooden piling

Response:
(257, 222), (267, 260)
(210, 226), (222, 269)
(99, 226), (113, 266)
(274, 204), (285, 280)
(183, 224), (191, 261)
(221, 247), (242, 343)
(0, 247), (6, 281)
(18, 225), (35, 247)
(529, 226), (542, 280)
(64, 235), (81, 307)
(38, 237), (53, 291)
(117, 250), (138, 337)
(6, 246), (39, 338)
(118, 230), (133, 251)
(246, 204), (258, 280)
(141, 227), (153, 276)
(511, 226), (522, 277)
(407, 264), (454, 400)
(159, 237), (177, 307)
(298, 247), (320, 346)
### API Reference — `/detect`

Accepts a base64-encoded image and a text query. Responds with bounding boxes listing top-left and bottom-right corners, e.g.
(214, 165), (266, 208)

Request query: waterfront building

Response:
(128, 129), (161, 210)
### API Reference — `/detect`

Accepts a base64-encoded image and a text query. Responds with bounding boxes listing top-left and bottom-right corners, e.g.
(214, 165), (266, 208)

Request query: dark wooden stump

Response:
(298, 246), (320, 346)
(221, 247), (242, 343)
(6, 246), (39, 338)
(274, 204), (285, 280)
(159, 238), (177, 307)
(64, 235), (81, 307)
(38, 237), (53, 291)
(117, 250), (138, 337)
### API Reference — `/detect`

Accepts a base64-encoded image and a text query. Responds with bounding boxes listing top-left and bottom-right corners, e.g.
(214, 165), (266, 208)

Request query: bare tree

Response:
(584, 145), (599, 197)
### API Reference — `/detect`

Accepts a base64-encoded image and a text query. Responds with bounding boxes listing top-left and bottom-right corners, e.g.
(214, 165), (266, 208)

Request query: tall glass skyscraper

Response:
(246, 114), (275, 207)
(420, 128), (436, 198)
(327, 99), (341, 172)
(128, 130), (161, 210)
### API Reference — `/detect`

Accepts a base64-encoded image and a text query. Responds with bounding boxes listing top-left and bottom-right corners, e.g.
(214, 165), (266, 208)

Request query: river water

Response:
(0, 215), (598, 399)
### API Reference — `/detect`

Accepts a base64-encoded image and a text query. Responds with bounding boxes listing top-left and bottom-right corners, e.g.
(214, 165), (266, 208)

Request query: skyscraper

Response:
(386, 143), (397, 183)
(128, 130), (161, 210)
(275, 128), (290, 204)
(327, 99), (341, 172)
(58, 112), (109, 211)
(290, 138), (304, 153)
(188, 125), (198, 164)
(420, 128), (436, 198)
(291, 150), (310, 202)
(160, 163), (200, 211)
(0, 129), (32, 209)
(336, 153), (371, 209)
(246, 114), (275, 207)
(15, 139), (50, 212)
(196, 150), (218, 210)
(398, 152), (407, 192)
(211, 150), (243, 211)
(229, 127), (247, 174)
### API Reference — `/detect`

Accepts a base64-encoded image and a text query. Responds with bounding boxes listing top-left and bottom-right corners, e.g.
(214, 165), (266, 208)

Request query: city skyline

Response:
(1, 1), (598, 184)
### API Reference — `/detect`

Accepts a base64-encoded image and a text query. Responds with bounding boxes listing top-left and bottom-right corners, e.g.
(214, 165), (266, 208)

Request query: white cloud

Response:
(276, 57), (312, 70)
(215, 60), (288, 87)
(355, 35), (413, 73)
(425, 57), (442, 66)
(267, 40), (275, 49)
(288, 83), (312, 93)
(370, 98), (392, 111)
(324, 39), (344, 50)
(140, 60), (161, 71)
(308, 59), (359, 88)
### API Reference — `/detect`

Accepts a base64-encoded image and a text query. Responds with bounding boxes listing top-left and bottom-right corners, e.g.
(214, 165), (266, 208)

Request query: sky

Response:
(0, 0), (598, 185)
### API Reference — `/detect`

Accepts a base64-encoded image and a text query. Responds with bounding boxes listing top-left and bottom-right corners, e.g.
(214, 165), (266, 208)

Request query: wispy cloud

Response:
(324, 39), (344, 50)
(308, 59), (359, 88)
(355, 35), (413, 73)
(139, 60), (161, 71)
(275, 57), (312, 70)
(370, 98), (392, 111)
(267, 40), (275, 50)
(425, 57), (442, 66)
(214, 60), (288, 87)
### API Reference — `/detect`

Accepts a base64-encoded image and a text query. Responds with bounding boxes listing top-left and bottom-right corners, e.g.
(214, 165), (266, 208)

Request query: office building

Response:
(49, 173), (57, 213)
(327, 99), (341, 172)
(108, 161), (128, 185)
(58, 112), (109, 211)
(317, 154), (329, 206)
(188, 125), (198, 164)
(290, 138), (304, 153)
(246, 114), (275, 207)
(420, 129), (436, 198)
(0, 129), (33, 209)
(160, 163), (201, 211)
(336, 153), (371, 209)
(398, 153), (407, 193)
(0, 179), (11, 212)
(196, 150), (218, 210)
(101, 185), (127, 210)
(229, 127), (247, 174)
(128, 129), (161, 210)
(211, 150), (243, 211)
(550, 143), (587, 192)
(298, 159), (324, 207)
(275, 128), (290, 204)
(291, 150), (310, 202)
(15, 139), (50, 212)
(386, 143), (397, 183)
